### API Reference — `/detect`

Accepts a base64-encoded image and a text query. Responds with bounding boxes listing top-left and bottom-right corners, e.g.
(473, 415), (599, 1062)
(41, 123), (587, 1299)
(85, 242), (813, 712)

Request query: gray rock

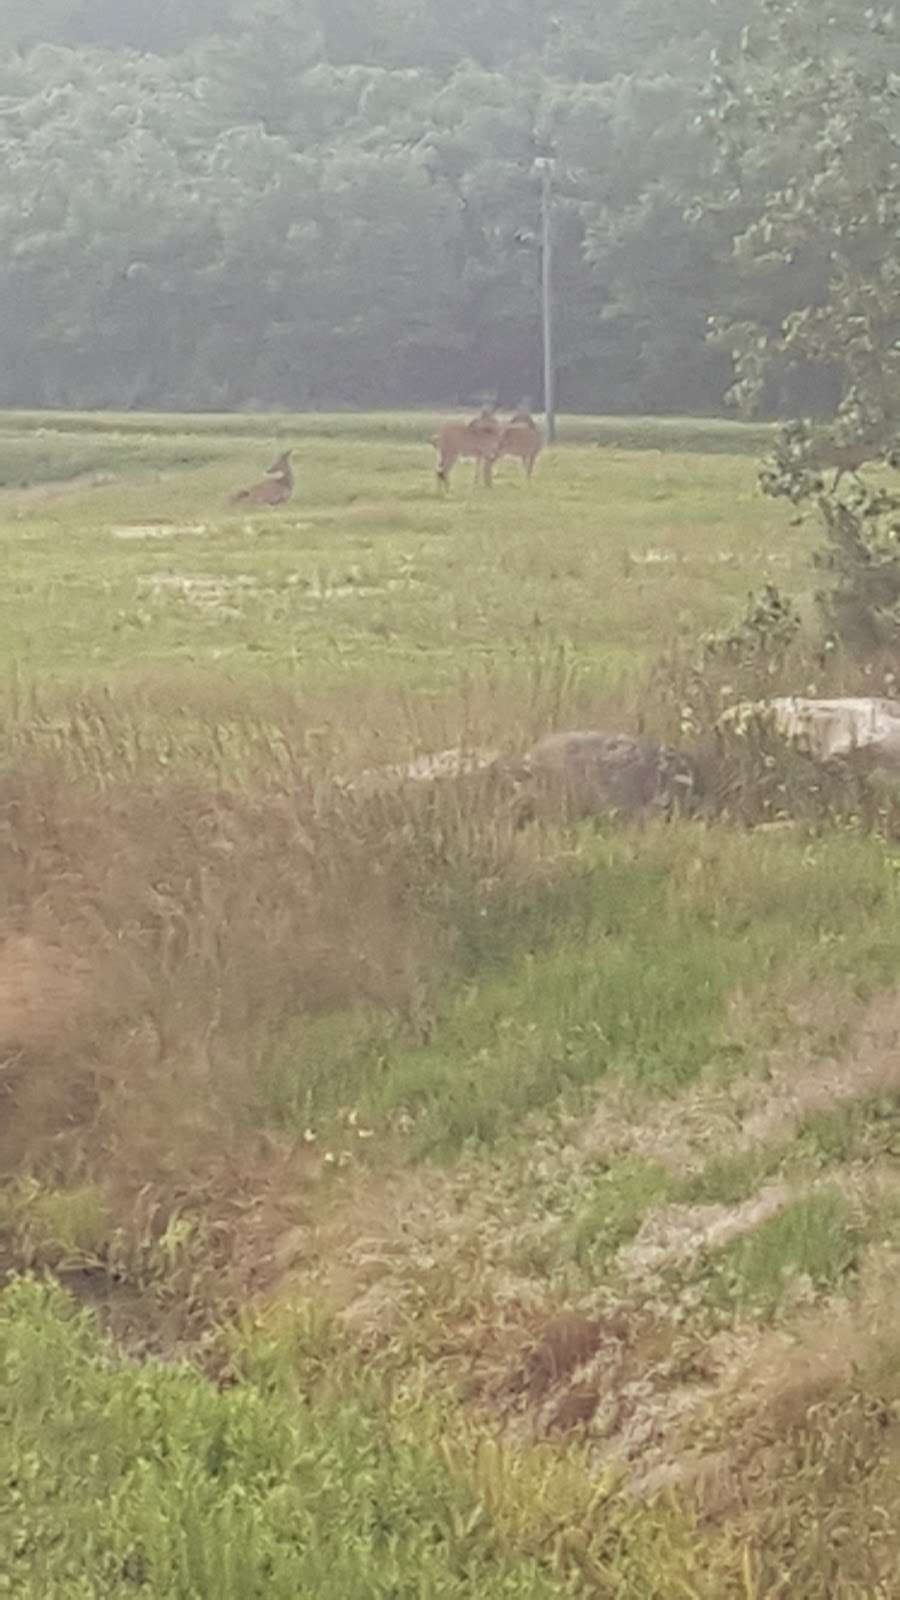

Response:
(720, 696), (900, 768)
(505, 731), (699, 821)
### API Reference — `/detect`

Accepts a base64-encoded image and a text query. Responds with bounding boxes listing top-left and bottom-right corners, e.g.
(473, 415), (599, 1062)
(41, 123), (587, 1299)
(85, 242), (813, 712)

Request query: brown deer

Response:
(804, 420), (900, 490)
(229, 449), (294, 506)
(496, 413), (544, 479)
(431, 410), (503, 489)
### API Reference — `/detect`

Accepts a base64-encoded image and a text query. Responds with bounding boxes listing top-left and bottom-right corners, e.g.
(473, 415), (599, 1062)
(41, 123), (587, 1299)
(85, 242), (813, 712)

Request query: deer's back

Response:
(249, 478), (290, 504)
(434, 418), (502, 459)
(498, 422), (543, 460)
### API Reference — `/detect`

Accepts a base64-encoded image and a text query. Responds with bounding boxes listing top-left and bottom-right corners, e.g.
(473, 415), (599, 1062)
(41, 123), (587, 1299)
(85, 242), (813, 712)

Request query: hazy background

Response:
(0, 0), (866, 415)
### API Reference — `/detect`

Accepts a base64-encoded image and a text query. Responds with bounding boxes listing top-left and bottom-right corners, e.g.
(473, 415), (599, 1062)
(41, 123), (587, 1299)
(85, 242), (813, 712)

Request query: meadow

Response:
(4, 410), (900, 1597)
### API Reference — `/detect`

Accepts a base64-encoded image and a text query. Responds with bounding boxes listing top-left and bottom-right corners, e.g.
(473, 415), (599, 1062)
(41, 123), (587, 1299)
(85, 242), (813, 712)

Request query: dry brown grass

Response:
(0, 674), (575, 1289)
(0, 760), (423, 1175)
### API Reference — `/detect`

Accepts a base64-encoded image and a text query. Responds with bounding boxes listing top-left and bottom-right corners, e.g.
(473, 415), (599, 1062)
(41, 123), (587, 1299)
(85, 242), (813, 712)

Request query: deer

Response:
(495, 412), (544, 480)
(229, 449), (294, 506)
(431, 410), (503, 490)
(802, 412), (900, 490)
(803, 437), (878, 491)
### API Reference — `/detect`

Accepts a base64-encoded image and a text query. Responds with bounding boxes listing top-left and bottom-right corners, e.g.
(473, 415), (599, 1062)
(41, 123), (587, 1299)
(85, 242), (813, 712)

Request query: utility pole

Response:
(536, 157), (555, 444)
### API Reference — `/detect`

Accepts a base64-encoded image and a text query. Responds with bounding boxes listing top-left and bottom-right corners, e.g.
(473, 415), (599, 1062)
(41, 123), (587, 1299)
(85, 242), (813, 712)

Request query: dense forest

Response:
(0, 0), (896, 414)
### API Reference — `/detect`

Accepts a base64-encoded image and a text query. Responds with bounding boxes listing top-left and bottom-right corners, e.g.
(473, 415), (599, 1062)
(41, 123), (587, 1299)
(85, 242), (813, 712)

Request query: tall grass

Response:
(6, 418), (900, 1595)
(3, 673), (900, 1297)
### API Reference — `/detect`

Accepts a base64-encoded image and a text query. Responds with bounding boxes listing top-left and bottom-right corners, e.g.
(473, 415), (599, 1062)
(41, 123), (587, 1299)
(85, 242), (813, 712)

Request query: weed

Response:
(0, 1276), (743, 1598)
(560, 1157), (674, 1271)
(4, 415), (900, 1596)
(797, 1092), (900, 1167)
(678, 1144), (788, 1208)
(699, 1187), (863, 1317)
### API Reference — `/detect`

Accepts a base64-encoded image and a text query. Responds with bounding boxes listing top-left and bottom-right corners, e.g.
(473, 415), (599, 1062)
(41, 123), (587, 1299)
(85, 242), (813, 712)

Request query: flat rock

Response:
(721, 696), (900, 767)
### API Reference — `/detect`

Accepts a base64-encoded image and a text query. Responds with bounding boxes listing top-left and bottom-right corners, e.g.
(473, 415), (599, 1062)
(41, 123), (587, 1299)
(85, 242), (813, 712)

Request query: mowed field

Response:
(0, 411), (780, 695)
(4, 412), (900, 1598)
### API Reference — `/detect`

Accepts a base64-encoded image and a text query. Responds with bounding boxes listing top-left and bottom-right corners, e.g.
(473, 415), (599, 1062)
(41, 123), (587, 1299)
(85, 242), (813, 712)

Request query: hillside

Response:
(4, 414), (900, 1594)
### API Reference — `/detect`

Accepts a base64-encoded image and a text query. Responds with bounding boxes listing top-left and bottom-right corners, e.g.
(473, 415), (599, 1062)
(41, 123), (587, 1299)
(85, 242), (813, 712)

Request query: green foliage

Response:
(700, 1188), (862, 1315)
(797, 1092), (900, 1167)
(679, 1144), (788, 1207)
(700, 1), (900, 652)
(701, 581), (801, 669)
(757, 417), (900, 652)
(325, 827), (900, 1155)
(703, 0), (900, 423)
(0, 0), (747, 413)
(0, 1182), (111, 1270)
(814, 493), (900, 652)
(0, 1278), (575, 1598)
(561, 1157), (674, 1270)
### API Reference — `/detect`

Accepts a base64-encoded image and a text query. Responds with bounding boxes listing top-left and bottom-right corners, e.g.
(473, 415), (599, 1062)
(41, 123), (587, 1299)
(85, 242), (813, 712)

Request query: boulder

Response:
(506, 731), (699, 820)
(720, 697), (900, 768)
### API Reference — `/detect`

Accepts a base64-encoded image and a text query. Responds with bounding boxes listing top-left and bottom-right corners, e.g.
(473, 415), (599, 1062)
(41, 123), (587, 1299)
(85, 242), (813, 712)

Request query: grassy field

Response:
(3, 410), (900, 1597)
(0, 410), (792, 696)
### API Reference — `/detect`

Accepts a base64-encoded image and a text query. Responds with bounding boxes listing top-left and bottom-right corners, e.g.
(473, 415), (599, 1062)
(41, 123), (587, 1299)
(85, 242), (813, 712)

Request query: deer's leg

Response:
(482, 455), (494, 488)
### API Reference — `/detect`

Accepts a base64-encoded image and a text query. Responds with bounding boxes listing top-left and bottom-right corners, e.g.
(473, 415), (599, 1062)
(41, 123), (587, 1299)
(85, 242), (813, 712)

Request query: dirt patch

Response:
(139, 571), (260, 616)
(253, 988), (900, 1485)
(632, 1241), (900, 1514)
(1, 1133), (327, 1360)
(0, 934), (99, 1059)
(581, 987), (900, 1176)
(741, 988), (900, 1145)
(617, 1187), (790, 1282)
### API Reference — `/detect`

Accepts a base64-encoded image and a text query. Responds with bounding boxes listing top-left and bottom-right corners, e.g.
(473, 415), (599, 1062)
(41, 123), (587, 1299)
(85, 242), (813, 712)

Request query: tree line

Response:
(0, 0), (892, 416)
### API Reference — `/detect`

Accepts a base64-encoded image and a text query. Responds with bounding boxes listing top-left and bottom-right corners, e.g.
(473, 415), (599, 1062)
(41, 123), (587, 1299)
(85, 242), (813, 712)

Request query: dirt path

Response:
(261, 985), (900, 1490)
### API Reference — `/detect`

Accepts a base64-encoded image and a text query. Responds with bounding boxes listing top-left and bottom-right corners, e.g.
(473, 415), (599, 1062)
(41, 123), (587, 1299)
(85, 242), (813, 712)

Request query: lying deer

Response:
(229, 449), (294, 506)
(431, 411), (502, 490)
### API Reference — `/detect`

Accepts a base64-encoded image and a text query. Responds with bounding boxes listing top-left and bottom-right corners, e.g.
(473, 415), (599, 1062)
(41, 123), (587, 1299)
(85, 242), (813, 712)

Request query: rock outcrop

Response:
(720, 697), (900, 768)
(503, 731), (699, 822)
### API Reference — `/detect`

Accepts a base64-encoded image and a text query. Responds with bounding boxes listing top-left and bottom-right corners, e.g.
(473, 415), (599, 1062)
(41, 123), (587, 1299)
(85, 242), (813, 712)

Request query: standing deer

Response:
(808, 439), (880, 491)
(496, 413), (544, 479)
(431, 410), (502, 490)
(229, 449), (294, 506)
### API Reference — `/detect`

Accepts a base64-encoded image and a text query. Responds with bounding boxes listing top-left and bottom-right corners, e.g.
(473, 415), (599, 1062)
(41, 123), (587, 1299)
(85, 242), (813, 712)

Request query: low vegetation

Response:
(4, 413), (900, 1595)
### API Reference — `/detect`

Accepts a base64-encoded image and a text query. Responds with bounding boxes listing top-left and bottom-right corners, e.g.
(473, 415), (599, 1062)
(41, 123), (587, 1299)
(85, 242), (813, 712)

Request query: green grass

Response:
(700, 1188), (863, 1317)
(0, 1279), (568, 1599)
(1, 1277), (742, 1599)
(262, 826), (900, 1155)
(559, 1156), (675, 1269)
(797, 1092), (900, 1167)
(0, 412), (800, 691)
(678, 1144), (789, 1207)
(6, 410), (900, 1597)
